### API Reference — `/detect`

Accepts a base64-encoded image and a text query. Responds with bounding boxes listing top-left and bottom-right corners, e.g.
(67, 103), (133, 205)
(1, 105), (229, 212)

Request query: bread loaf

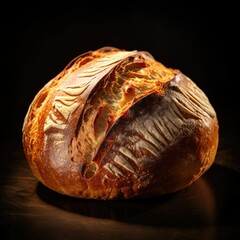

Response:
(22, 46), (219, 200)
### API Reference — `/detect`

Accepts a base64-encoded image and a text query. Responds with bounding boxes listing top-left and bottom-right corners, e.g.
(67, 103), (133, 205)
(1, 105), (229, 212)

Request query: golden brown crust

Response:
(22, 47), (219, 200)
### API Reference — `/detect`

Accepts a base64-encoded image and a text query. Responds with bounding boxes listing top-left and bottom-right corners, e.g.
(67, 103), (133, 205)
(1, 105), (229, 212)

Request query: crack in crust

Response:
(71, 54), (175, 165)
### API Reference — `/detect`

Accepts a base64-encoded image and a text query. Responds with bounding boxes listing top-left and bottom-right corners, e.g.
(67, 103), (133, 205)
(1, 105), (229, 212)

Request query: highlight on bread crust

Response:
(22, 46), (219, 200)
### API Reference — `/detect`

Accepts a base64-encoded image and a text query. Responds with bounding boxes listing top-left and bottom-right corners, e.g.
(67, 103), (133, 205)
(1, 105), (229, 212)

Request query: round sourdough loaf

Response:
(22, 47), (219, 200)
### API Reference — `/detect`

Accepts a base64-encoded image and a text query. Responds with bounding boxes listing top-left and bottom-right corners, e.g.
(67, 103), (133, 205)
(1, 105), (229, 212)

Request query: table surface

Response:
(1, 143), (240, 240)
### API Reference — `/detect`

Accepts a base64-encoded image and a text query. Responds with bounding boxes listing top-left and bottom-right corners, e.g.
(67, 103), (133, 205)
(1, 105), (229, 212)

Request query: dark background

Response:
(2, 3), (239, 157)
(1, 3), (240, 240)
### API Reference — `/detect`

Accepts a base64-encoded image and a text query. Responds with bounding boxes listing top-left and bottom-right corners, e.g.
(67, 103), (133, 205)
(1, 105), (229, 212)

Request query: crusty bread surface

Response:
(22, 47), (219, 200)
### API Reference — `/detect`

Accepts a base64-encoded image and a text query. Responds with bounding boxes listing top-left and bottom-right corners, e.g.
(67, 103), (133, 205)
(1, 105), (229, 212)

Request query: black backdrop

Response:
(2, 4), (239, 158)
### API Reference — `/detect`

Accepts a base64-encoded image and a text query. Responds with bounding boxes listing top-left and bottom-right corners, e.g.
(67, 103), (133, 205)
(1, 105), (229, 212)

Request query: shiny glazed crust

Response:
(22, 47), (219, 200)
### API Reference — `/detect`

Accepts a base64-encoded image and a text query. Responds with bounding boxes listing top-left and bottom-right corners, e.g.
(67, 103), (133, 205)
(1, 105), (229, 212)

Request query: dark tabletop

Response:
(1, 140), (240, 240)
